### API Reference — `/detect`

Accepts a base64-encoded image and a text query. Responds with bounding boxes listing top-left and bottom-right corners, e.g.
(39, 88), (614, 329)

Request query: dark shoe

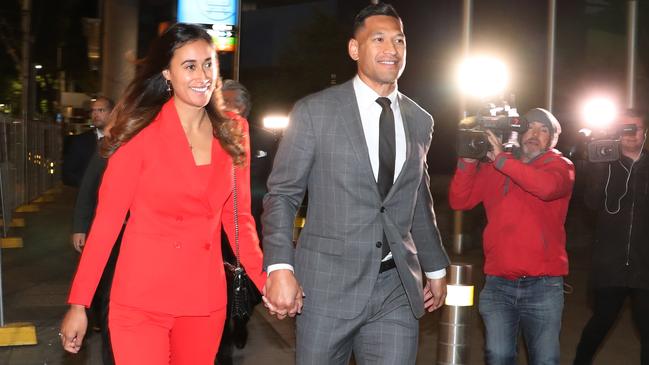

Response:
(232, 322), (248, 349)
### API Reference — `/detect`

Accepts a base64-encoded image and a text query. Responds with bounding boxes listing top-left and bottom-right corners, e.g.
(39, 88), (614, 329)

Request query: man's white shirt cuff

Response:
(425, 268), (446, 280)
(267, 264), (294, 275)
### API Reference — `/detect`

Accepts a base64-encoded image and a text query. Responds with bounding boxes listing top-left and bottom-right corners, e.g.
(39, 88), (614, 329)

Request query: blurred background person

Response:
(70, 96), (118, 365)
(59, 23), (265, 364)
(62, 96), (113, 187)
(574, 109), (649, 365)
(216, 79), (278, 365)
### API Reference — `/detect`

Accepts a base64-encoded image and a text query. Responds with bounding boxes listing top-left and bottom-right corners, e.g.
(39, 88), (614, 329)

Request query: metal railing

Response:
(0, 114), (62, 215)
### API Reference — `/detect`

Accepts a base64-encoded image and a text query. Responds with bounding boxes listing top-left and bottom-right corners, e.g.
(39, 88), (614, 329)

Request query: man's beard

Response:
(521, 146), (546, 162)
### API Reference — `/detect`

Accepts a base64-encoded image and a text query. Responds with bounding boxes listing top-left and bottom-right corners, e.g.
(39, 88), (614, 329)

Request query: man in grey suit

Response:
(262, 3), (449, 364)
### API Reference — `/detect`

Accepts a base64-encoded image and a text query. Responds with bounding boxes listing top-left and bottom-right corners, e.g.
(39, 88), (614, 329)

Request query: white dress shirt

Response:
(353, 76), (406, 183)
(268, 76), (445, 280)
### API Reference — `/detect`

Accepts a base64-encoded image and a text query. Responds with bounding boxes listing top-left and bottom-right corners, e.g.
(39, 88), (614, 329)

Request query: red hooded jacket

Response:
(449, 150), (574, 279)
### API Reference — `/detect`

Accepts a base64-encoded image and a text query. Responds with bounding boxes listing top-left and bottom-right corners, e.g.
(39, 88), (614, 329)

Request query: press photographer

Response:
(578, 123), (638, 162)
(449, 108), (575, 364)
(574, 109), (649, 364)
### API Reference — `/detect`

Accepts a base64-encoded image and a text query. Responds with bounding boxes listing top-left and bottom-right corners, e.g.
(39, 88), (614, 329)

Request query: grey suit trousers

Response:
(296, 268), (418, 365)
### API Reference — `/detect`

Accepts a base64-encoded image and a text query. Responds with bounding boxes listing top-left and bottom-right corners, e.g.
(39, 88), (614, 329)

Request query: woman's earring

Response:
(166, 80), (172, 94)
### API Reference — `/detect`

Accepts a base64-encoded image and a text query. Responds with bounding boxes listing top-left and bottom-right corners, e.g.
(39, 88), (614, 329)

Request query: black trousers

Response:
(574, 287), (649, 365)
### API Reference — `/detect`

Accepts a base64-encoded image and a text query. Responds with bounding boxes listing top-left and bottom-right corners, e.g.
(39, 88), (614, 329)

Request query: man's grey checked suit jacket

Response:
(262, 79), (449, 320)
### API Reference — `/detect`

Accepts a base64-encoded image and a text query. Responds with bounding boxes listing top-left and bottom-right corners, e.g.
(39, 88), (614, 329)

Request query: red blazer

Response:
(68, 99), (265, 316)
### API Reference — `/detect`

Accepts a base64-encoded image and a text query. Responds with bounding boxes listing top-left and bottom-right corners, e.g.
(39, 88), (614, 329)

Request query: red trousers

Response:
(108, 302), (226, 365)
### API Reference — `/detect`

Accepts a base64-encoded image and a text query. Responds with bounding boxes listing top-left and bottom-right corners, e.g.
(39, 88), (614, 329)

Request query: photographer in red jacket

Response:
(449, 108), (575, 364)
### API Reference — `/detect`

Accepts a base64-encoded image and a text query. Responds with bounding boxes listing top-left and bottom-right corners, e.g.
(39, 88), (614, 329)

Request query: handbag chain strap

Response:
(232, 165), (241, 269)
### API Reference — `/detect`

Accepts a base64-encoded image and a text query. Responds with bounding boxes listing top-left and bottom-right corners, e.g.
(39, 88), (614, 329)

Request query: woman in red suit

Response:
(59, 23), (266, 364)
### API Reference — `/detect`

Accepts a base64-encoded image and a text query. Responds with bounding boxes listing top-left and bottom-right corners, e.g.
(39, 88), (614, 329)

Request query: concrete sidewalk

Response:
(0, 182), (641, 364)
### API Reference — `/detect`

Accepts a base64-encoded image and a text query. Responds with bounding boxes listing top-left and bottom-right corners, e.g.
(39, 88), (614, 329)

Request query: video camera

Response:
(456, 100), (527, 160)
(574, 124), (637, 163)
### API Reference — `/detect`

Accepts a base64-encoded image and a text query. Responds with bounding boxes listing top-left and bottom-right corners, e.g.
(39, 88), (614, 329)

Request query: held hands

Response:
(262, 269), (304, 320)
(71, 233), (86, 253)
(59, 304), (88, 353)
(423, 277), (447, 312)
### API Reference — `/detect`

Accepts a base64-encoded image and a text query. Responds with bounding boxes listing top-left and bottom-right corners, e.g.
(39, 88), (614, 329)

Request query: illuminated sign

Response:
(210, 24), (236, 52)
(178, 0), (239, 26)
(178, 0), (239, 52)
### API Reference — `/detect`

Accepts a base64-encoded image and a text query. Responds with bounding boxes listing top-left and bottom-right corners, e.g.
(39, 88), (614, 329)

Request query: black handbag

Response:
(228, 165), (262, 321)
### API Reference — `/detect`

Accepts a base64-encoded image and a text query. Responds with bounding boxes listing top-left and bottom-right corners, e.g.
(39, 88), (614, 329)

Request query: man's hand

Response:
(424, 277), (447, 312)
(60, 304), (88, 353)
(485, 130), (504, 162)
(263, 269), (303, 320)
(71, 233), (86, 253)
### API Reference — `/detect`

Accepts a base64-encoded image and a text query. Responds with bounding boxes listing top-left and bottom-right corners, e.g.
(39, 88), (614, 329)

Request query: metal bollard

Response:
(437, 263), (474, 365)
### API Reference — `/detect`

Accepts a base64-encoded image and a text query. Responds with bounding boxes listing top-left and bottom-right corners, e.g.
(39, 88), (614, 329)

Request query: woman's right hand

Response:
(59, 304), (88, 353)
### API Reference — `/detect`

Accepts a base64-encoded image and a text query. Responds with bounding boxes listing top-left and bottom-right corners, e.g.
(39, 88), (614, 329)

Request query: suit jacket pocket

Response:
(298, 233), (344, 256)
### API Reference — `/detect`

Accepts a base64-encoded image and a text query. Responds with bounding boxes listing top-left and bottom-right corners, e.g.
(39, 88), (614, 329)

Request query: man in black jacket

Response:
(70, 96), (119, 365)
(62, 97), (112, 187)
(574, 109), (649, 364)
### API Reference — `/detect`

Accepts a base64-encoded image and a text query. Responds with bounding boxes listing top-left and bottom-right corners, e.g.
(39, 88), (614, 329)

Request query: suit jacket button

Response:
(174, 241), (182, 249)
(204, 242), (211, 250)
(376, 241), (382, 248)
(380, 207), (386, 213)
(175, 216), (183, 222)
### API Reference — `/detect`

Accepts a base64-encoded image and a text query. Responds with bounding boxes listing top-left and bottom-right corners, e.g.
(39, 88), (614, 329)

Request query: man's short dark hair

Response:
(94, 96), (115, 110)
(624, 108), (648, 128)
(352, 2), (400, 37)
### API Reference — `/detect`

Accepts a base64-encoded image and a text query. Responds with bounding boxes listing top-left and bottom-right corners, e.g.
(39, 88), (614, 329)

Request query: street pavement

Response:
(0, 178), (641, 364)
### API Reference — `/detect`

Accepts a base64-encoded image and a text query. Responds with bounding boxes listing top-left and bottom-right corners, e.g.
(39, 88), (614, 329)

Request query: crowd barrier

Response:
(0, 114), (61, 222)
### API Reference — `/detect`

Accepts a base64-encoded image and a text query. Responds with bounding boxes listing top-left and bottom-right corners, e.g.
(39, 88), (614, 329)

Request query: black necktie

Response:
(376, 97), (395, 259)
(376, 97), (395, 199)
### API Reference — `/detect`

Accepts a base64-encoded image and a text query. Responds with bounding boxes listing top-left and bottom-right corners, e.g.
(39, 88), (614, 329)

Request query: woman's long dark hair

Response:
(102, 23), (245, 165)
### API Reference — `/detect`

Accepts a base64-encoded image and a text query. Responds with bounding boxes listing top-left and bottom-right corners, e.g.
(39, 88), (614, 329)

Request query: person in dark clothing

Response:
(72, 151), (122, 365)
(69, 96), (118, 364)
(216, 80), (278, 365)
(62, 97), (113, 187)
(574, 109), (649, 365)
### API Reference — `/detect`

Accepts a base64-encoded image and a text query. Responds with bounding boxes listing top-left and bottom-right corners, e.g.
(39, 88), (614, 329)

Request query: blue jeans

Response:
(479, 275), (564, 365)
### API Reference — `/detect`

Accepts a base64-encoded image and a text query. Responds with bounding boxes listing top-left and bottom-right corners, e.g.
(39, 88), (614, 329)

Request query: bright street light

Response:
(457, 56), (508, 99)
(263, 115), (289, 130)
(582, 97), (617, 130)
(33, 64), (42, 70)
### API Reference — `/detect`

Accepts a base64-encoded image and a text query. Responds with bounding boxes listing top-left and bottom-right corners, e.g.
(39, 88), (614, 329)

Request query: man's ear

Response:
(348, 38), (359, 61)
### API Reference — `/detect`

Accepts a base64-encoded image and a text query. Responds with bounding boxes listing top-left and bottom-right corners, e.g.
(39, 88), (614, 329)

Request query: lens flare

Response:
(457, 57), (508, 99)
(263, 116), (289, 130)
(582, 97), (617, 130)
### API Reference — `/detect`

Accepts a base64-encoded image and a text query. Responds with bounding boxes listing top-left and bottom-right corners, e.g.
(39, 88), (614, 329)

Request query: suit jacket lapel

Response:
(158, 99), (206, 201)
(339, 82), (382, 201)
(204, 138), (231, 213)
